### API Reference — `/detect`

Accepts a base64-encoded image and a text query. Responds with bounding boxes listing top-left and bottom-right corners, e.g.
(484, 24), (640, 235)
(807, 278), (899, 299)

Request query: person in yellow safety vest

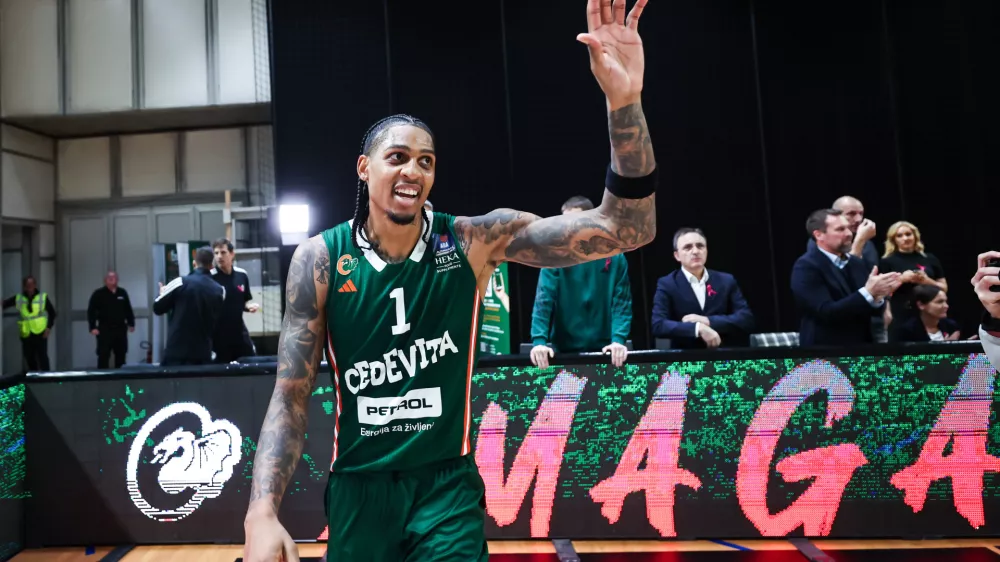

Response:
(2, 275), (56, 372)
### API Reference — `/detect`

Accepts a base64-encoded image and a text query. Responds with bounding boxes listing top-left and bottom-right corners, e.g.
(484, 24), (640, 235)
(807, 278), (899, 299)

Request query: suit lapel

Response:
(817, 250), (853, 296)
(674, 271), (703, 311)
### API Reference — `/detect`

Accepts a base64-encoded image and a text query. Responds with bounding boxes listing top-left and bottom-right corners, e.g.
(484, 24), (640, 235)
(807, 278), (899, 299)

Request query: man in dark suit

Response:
(792, 209), (900, 347)
(806, 195), (886, 342)
(651, 228), (754, 349)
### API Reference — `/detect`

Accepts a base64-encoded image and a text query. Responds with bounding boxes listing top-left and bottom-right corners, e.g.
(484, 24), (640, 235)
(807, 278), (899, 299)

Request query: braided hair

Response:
(352, 114), (435, 251)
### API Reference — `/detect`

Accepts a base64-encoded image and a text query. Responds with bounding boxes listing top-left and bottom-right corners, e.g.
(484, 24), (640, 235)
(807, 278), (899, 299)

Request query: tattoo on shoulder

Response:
(279, 240), (324, 381)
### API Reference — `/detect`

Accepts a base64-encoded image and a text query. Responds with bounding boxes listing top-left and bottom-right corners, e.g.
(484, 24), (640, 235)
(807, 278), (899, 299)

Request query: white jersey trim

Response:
(155, 277), (183, 301)
(348, 210), (433, 273)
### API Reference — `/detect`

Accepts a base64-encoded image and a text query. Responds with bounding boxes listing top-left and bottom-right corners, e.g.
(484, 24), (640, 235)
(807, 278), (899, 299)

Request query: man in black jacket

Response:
(791, 209), (899, 346)
(153, 247), (224, 366)
(211, 238), (259, 363)
(88, 271), (135, 368)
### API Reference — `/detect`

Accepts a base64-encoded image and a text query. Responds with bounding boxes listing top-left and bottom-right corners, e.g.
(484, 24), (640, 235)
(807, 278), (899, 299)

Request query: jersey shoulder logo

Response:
(126, 403), (242, 522)
(337, 254), (359, 276)
(435, 233), (455, 256)
(433, 233), (462, 272)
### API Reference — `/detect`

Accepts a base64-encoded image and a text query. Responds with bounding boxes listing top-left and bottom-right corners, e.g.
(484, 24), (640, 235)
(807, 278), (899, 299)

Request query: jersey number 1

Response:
(390, 288), (410, 335)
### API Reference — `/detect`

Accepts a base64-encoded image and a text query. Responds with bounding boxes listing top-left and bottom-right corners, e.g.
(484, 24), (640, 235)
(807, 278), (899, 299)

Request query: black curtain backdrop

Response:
(269, 0), (999, 349)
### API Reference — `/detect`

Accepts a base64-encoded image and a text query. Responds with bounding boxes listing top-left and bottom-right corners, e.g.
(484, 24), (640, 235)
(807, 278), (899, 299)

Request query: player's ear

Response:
(357, 154), (370, 183)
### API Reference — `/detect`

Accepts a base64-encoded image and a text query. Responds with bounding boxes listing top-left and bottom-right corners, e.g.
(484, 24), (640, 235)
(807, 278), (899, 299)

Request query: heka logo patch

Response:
(337, 254), (359, 276)
(237, 284), (245, 293)
(357, 387), (443, 425)
(434, 234), (462, 273)
(126, 403), (241, 522)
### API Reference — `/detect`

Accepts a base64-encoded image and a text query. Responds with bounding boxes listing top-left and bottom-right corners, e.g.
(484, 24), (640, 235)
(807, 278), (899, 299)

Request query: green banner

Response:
(479, 263), (510, 355)
(163, 244), (181, 285)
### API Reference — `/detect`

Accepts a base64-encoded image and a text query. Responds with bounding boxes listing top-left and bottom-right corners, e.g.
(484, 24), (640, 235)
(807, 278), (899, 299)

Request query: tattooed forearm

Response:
(248, 238), (327, 515)
(456, 104), (656, 271)
(609, 103), (655, 177)
(502, 199), (654, 269)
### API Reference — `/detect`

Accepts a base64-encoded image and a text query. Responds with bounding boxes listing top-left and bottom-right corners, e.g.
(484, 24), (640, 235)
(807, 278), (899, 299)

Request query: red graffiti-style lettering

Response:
(736, 360), (867, 536)
(891, 353), (1000, 528)
(589, 373), (701, 537)
(475, 371), (587, 537)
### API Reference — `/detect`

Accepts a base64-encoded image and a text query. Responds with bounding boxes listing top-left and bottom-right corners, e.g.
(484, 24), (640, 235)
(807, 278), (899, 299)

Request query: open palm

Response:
(578, 0), (648, 109)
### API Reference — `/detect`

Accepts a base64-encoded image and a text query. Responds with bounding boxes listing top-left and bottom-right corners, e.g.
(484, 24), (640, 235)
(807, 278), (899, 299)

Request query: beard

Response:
(386, 209), (418, 226)
(836, 241), (852, 254)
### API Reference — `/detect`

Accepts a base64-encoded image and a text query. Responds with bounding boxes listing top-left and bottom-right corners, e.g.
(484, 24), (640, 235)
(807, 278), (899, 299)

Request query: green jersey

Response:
(321, 212), (482, 473)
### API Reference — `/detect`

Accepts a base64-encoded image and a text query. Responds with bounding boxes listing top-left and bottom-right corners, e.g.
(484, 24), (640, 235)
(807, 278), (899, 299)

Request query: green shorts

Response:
(324, 455), (489, 562)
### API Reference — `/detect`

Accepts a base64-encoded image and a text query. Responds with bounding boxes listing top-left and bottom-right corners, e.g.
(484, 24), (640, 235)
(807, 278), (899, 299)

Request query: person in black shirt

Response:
(210, 238), (259, 363)
(154, 247), (224, 366)
(2, 276), (56, 372)
(87, 271), (135, 368)
(879, 221), (947, 342)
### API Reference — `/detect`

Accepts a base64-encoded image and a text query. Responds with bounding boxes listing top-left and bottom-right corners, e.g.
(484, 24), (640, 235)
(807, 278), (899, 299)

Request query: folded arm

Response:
(707, 283), (754, 334)
(651, 283), (698, 339)
(248, 236), (329, 517)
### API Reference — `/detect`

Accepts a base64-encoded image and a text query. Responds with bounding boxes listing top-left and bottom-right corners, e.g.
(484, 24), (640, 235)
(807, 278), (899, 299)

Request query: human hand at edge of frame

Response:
(244, 510), (299, 562)
(578, 0), (649, 110)
(972, 251), (1000, 321)
(602, 342), (628, 367)
(700, 325), (721, 348)
(530, 345), (554, 369)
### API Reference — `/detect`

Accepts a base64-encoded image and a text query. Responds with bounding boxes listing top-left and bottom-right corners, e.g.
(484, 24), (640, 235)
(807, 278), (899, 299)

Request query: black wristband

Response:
(982, 310), (1000, 333)
(606, 165), (657, 199)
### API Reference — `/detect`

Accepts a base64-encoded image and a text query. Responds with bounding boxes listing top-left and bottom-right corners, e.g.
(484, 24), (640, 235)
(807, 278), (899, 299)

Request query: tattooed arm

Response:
(244, 236), (329, 561)
(454, 101), (656, 275)
(455, 0), (657, 276)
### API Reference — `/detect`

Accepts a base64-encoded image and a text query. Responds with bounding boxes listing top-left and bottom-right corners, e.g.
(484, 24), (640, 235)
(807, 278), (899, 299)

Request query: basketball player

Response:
(244, 1), (655, 560)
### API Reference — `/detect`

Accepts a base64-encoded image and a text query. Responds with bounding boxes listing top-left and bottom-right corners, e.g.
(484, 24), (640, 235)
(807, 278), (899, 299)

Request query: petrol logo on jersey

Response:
(337, 254), (359, 276)
(434, 234), (462, 273)
(357, 387), (442, 426)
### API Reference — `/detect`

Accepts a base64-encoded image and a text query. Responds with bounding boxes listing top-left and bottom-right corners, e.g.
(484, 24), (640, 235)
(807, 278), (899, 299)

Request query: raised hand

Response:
(579, 0), (649, 109)
(865, 266), (901, 299)
(855, 219), (876, 243)
(972, 251), (1000, 320)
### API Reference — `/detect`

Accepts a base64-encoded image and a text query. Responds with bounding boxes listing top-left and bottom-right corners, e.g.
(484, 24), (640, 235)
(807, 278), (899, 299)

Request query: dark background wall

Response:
(269, 0), (999, 349)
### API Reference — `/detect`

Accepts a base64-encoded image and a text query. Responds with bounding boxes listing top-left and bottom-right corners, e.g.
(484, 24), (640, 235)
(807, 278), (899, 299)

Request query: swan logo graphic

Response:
(126, 403), (242, 522)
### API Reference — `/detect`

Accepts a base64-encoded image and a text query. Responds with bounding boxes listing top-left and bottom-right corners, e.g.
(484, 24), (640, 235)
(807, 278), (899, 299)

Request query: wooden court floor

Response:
(10, 539), (1000, 561)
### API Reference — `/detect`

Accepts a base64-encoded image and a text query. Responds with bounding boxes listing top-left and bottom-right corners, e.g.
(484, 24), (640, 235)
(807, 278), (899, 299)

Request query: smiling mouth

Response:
(392, 185), (421, 205)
